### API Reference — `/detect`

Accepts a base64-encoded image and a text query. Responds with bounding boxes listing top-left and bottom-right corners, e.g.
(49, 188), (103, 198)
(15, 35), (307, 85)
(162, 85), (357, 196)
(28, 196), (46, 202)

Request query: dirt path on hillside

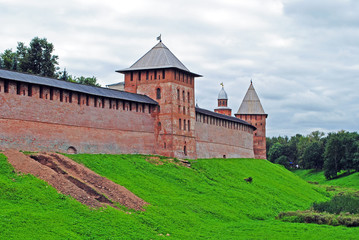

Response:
(3, 150), (147, 210)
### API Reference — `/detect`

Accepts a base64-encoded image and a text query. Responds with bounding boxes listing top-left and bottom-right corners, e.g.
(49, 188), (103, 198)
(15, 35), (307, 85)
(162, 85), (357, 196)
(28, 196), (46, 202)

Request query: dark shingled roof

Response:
(0, 69), (158, 105)
(117, 41), (202, 77)
(195, 107), (256, 130)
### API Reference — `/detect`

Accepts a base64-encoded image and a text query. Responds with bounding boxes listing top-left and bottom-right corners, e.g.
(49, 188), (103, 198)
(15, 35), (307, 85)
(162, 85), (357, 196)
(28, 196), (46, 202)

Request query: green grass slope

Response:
(293, 169), (359, 190)
(1, 153), (359, 239)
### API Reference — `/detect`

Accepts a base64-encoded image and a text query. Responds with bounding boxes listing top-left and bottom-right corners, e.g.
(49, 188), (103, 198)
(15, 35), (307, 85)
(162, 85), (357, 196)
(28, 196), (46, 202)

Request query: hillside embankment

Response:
(3, 150), (147, 210)
(2, 152), (359, 239)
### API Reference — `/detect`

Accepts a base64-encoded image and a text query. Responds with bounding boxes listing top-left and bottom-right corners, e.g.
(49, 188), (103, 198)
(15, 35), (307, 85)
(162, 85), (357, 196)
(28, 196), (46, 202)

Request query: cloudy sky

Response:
(1, 0), (358, 137)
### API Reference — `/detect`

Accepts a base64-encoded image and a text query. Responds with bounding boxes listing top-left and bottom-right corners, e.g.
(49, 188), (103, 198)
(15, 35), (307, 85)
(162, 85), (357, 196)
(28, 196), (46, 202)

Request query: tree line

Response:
(0, 37), (100, 87)
(267, 130), (359, 179)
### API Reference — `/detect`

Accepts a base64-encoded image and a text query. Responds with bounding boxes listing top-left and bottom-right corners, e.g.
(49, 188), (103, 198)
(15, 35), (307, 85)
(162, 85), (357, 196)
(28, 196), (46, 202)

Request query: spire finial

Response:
(157, 34), (162, 42)
(220, 82), (224, 88)
(250, 78), (252, 84)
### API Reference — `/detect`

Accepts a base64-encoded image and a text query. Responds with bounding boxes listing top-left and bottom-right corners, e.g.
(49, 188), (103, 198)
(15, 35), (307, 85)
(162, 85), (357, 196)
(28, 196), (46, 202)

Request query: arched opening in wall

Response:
(67, 146), (77, 154)
(223, 155), (226, 159)
(184, 146), (187, 156)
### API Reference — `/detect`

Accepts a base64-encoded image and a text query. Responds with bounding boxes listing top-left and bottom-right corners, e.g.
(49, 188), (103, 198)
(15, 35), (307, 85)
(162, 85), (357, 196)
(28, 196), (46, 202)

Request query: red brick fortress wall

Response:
(195, 113), (254, 159)
(0, 79), (157, 154)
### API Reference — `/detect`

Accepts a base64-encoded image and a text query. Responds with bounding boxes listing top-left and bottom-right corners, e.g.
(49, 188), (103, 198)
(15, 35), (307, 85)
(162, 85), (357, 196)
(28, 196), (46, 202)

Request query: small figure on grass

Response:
(244, 177), (253, 183)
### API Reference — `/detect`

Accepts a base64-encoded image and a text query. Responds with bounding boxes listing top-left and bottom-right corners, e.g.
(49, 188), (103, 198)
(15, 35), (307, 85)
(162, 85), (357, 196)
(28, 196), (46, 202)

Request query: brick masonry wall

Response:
(195, 121), (254, 159)
(0, 80), (157, 154)
(235, 114), (267, 159)
(126, 69), (197, 159)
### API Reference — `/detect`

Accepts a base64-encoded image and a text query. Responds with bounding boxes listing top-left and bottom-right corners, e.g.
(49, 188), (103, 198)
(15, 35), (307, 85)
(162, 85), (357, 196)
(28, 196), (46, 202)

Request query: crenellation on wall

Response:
(0, 40), (264, 159)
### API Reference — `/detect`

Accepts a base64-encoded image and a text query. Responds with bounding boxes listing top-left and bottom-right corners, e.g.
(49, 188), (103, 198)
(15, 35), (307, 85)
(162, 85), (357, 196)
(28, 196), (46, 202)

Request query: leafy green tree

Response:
(324, 132), (345, 179)
(0, 49), (16, 69)
(268, 142), (284, 163)
(275, 155), (290, 169)
(0, 37), (59, 77)
(25, 37), (59, 77)
(302, 141), (324, 170)
(76, 76), (100, 87)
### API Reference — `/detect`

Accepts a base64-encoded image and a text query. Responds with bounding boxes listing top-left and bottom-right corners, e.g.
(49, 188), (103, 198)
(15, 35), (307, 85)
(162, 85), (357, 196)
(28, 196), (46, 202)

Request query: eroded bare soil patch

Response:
(3, 150), (147, 210)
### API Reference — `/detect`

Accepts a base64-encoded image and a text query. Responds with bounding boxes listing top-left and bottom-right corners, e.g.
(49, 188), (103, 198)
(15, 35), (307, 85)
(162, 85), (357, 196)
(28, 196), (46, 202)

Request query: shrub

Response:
(312, 194), (359, 214)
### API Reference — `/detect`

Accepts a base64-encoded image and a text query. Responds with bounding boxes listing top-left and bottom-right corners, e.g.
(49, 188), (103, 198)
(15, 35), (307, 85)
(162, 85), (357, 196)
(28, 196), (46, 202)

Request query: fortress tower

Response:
(214, 83), (232, 116)
(117, 40), (201, 159)
(235, 82), (267, 159)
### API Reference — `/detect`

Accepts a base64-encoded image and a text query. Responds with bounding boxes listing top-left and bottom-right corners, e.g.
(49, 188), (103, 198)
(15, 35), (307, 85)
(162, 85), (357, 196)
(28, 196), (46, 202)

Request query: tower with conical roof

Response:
(214, 83), (232, 116)
(117, 39), (201, 159)
(235, 81), (267, 159)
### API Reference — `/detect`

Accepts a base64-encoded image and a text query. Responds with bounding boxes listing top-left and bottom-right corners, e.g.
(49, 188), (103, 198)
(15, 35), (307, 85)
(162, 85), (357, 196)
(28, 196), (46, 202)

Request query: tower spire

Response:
(214, 83), (231, 116)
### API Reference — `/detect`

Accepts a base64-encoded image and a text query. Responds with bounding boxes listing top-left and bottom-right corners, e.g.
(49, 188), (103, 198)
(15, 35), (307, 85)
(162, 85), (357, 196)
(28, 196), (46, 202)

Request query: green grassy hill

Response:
(293, 169), (359, 190)
(1, 153), (359, 239)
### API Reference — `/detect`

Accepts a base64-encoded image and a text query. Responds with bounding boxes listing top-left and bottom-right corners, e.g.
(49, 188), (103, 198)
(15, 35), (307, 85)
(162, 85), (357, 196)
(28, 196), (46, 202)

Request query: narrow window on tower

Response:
(69, 92), (72, 103)
(138, 71), (141, 81)
(184, 119), (186, 130)
(187, 92), (190, 103)
(116, 100), (119, 110)
(154, 70), (157, 80)
(177, 89), (180, 100)
(175, 71), (177, 80)
(94, 97), (97, 107)
(188, 120), (190, 131)
(130, 72), (133, 81)
(50, 88), (53, 100)
(4, 80), (9, 93)
(60, 90), (63, 102)
(156, 88), (161, 99)
(78, 93), (81, 105)
(102, 98), (105, 108)
(162, 69), (165, 79)
(182, 90), (185, 102)
(39, 86), (43, 98)
(136, 103), (138, 112)
(146, 71), (149, 80)
(16, 82), (21, 95)
(179, 118), (182, 130)
(28, 84), (32, 96)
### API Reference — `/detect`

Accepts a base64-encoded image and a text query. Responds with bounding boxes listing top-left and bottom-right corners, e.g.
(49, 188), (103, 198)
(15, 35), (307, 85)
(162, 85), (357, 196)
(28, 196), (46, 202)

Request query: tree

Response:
(302, 141), (324, 170)
(0, 37), (59, 78)
(323, 132), (347, 179)
(275, 155), (290, 169)
(76, 76), (100, 87)
(1, 37), (100, 87)
(25, 37), (59, 77)
(0, 49), (16, 69)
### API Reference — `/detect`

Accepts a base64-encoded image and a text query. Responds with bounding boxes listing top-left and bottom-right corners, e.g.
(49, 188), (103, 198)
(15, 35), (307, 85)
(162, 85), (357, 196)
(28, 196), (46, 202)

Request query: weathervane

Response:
(250, 78), (253, 84)
(220, 82), (224, 87)
(157, 34), (162, 42)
